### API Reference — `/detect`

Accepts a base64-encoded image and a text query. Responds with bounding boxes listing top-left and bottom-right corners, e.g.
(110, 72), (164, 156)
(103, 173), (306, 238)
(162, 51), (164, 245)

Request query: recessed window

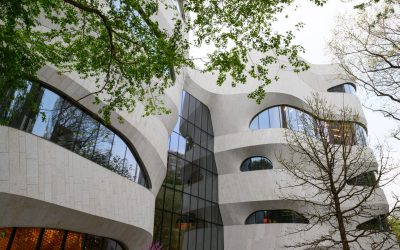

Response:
(328, 83), (356, 95)
(249, 105), (367, 146)
(240, 156), (273, 171)
(245, 210), (309, 224)
(357, 215), (390, 231)
(347, 171), (378, 187)
(0, 80), (149, 188)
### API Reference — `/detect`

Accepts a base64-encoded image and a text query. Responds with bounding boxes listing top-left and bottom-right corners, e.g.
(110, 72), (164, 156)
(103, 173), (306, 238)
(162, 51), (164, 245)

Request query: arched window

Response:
(347, 171), (378, 187)
(356, 215), (390, 231)
(240, 156), (273, 171)
(327, 83), (356, 95)
(245, 210), (309, 224)
(0, 80), (149, 188)
(249, 105), (368, 146)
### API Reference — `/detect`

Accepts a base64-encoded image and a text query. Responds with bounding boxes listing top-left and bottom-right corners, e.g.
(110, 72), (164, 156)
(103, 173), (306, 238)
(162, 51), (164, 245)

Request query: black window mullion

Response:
(61, 231), (68, 250)
(35, 228), (45, 250)
(6, 228), (16, 250)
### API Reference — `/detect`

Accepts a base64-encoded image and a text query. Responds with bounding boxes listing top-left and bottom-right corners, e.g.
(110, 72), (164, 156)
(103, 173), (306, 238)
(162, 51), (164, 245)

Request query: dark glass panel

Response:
(207, 135), (213, 151)
(188, 94), (196, 123)
(204, 222), (212, 250)
(0, 228), (13, 249)
(211, 225), (218, 250)
(207, 111), (214, 135)
(255, 211), (265, 224)
(11, 228), (41, 250)
(200, 131), (208, 148)
(199, 147), (207, 169)
(40, 229), (64, 250)
(192, 144), (201, 166)
(205, 201), (212, 222)
(92, 125), (113, 166)
(153, 209), (163, 242)
(74, 114), (99, 158)
(201, 105), (208, 131)
(195, 99), (202, 126)
(240, 156), (273, 171)
(64, 231), (84, 250)
(181, 91), (189, 119)
(198, 168), (206, 198)
(217, 226), (224, 250)
(347, 171), (377, 187)
(50, 100), (83, 151)
(173, 190), (183, 213)
(196, 226), (204, 250)
(160, 211), (172, 248)
(175, 158), (185, 191)
(197, 198), (205, 221)
(194, 127), (201, 145)
(205, 171), (213, 201)
(164, 187), (175, 212)
(212, 175), (218, 203)
(171, 213), (182, 250)
(85, 234), (103, 249)
(357, 215), (390, 231)
(245, 213), (256, 224)
(102, 239), (117, 250)
(155, 186), (166, 209)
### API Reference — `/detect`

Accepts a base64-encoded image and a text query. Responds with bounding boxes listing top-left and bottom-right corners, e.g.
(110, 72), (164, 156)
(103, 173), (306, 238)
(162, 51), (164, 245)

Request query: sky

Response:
(191, 0), (399, 206)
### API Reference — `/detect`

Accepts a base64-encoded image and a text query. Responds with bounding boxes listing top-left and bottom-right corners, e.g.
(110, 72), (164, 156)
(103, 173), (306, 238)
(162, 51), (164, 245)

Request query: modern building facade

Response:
(0, 3), (394, 250)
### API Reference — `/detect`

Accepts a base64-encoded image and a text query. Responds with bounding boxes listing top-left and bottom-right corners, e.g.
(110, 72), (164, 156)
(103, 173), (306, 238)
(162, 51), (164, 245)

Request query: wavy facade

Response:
(0, 3), (393, 250)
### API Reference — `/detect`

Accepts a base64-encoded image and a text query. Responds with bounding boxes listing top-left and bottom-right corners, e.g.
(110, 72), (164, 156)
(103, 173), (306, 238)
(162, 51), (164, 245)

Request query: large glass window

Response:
(240, 156), (273, 172)
(328, 83), (356, 95)
(0, 227), (124, 250)
(249, 105), (367, 146)
(0, 80), (149, 188)
(245, 210), (309, 224)
(356, 215), (390, 231)
(154, 91), (223, 250)
(347, 171), (378, 187)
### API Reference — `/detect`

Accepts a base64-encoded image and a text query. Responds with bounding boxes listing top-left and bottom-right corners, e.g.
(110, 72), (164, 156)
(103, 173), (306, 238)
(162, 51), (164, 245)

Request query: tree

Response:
(277, 94), (399, 249)
(329, 1), (400, 140)
(0, 0), (328, 122)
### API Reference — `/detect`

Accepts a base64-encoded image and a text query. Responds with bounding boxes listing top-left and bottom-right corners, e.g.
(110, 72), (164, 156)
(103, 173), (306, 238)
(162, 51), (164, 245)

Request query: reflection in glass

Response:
(356, 215), (390, 231)
(328, 83), (356, 95)
(154, 91), (223, 250)
(0, 80), (148, 187)
(240, 156), (273, 171)
(249, 105), (367, 146)
(347, 171), (377, 187)
(245, 210), (309, 224)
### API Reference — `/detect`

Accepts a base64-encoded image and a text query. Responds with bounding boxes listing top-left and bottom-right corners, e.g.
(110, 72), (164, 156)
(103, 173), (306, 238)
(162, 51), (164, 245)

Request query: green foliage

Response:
(389, 217), (400, 243)
(0, 0), (328, 122)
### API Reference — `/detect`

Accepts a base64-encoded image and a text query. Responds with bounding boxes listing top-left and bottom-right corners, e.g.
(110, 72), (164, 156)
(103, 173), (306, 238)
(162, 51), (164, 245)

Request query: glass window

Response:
(357, 215), (390, 231)
(40, 229), (65, 249)
(245, 210), (309, 224)
(328, 83), (356, 95)
(268, 106), (282, 128)
(240, 156), (273, 171)
(0, 228), (13, 250)
(1, 81), (148, 187)
(347, 171), (377, 187)
(249, 116), (259, 130)
(92, 125), (113, 166)
(258, 110), (269, 129)
(10, 228), (41, 250)
(65, 231), (84, 250)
